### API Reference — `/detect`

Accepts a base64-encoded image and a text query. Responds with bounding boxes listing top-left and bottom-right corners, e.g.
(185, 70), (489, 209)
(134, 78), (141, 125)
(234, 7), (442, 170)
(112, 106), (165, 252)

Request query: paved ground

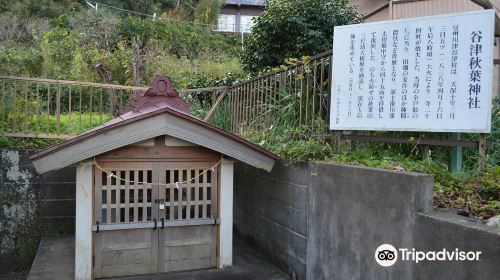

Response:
(27, 235), (288, 280)
(27, 235), (75, 280)
(0, 272), (28, 280)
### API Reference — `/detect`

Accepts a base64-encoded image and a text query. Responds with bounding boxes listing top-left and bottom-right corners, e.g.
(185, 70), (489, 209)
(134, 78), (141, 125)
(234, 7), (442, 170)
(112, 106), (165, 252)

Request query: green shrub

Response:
(237, 88), (500, 219)
(0, 42), (44, 76)
(0, 9), (243, 87)
(240, 0), (362, 72)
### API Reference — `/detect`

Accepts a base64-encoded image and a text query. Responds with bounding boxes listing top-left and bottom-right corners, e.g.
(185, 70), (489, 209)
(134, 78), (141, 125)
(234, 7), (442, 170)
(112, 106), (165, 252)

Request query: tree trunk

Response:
(95, 63), (119, 116)
(133, 36), (146, 87)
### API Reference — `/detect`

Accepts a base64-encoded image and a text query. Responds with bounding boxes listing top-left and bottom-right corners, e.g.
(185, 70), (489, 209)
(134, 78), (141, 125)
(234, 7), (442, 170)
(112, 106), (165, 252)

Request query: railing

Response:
(0, 76), (223, 139)
(205, 50), (500, 171)
(205, 49), (333, 133)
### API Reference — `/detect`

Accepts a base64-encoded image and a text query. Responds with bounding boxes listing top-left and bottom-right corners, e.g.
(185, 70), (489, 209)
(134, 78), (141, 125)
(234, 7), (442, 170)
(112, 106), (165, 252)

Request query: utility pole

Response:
(389, 0), (394, 20)
(85, 1), (97, 10)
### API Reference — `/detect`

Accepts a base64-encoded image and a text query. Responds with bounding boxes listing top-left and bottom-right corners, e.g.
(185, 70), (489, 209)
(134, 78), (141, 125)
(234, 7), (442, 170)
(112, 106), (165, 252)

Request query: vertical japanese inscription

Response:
(331, 10), (493, 132)
(389, 30), (398, 119)
(378, 31), (388, 118)
(449, 25), (459, 119)
(412, 27), (422, 119)
(436, 26), (447, 119)
(348, 34), (356, 117)
(400, 29), (410, 119)
(424, 27), (434, 119)
(367, 32), (377, 119)
(357, 34), (366, 118)
(468, 30), (483, 109)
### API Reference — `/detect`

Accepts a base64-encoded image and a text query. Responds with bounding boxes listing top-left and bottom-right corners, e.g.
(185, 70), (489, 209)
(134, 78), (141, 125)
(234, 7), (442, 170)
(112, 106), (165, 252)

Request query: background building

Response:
(350, 0), (500, 96)
(214, 0), (265, 33)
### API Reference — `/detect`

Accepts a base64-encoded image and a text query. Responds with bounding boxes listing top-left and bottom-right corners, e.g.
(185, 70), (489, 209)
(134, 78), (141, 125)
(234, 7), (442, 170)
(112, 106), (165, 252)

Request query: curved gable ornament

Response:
(120, 75), (192, 114)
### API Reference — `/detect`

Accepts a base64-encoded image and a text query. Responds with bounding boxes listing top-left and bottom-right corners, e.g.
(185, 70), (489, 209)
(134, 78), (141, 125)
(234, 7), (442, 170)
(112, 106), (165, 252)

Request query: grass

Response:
(1, 112), (113, 135)
(0, 112), (114, 149)
(328, 144), (500, 220)
(233, 91), (500, 221)
(244, 123), (500, 220)
(0, 136), (61, 149)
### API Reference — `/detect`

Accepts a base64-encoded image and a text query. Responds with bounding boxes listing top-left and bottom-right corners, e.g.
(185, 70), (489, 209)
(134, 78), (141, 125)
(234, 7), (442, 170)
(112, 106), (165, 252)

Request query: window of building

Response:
(240, 15), (257, 33)
(216, 14), (236, 32)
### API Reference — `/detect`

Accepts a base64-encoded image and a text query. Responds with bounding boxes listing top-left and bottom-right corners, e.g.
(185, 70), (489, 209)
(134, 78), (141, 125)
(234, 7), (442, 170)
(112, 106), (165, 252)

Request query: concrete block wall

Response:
(414, 211), (500, 280)
(306, 162), (433, 280)
(40, 166), (76, 234)
(0, 150), (43, 272)
(234, 162), (309, 279)
(0, 150), (76, 272)
(234, 160), (500, 280)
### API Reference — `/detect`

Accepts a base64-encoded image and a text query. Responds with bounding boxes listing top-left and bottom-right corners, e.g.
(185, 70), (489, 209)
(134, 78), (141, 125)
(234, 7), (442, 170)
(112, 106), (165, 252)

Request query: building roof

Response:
(30, 75), (279, 174)
(349, 0), (388, 17)
(351, 0), (499, 36)
(471, 0), (500, 35)
(225, 0), (265, 7)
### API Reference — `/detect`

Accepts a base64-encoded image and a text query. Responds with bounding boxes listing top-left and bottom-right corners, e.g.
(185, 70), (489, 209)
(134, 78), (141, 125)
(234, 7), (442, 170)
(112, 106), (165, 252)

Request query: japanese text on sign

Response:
(330, 10), (494, 133)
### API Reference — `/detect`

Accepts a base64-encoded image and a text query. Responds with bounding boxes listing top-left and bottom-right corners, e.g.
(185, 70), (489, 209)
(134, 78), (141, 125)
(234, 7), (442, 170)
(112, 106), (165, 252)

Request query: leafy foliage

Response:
(69, 8), (121, 54)
(241, 89), (334, 160)
(233, 88), (500, 219)
(330, 144), (500, 220)
(463, 97), (500, 170)
(0, 7), (242, 87)
(240, 0), (362, 72)
(0, 0), (82, 18)
(0, 13), (49, 42)
(193, 0), (224, 25)
(0, 42), (44, 76)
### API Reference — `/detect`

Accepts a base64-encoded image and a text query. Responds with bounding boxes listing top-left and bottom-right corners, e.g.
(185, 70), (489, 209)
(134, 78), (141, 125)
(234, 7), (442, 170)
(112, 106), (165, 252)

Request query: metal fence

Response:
(205, 49), (333, 133)
(204, 51), (500, 171)
(0, 76), (223, 139)
(1, 53), (498, 170)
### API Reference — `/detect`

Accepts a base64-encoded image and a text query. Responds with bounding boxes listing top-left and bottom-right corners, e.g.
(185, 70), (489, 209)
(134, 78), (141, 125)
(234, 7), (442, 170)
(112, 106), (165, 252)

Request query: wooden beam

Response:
(478, 133), (487, 172)
(218, 159), (233, 269)
(154, 135), (165, 146)
(97, 146), (220, 161)
(204, 87), (229, 122)
(91, 218), (219, 231)
(75, 162), (93, 280)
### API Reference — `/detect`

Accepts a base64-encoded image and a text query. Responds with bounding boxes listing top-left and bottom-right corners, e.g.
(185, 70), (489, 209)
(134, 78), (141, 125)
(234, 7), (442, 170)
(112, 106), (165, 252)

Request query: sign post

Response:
(330, 10), (495, 171)
(450, 133), (463, 172)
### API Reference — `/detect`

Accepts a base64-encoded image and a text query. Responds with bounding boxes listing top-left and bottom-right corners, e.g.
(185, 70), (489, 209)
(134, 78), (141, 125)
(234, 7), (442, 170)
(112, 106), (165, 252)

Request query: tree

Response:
(69, 9), (120, 57)
(0, 0), (82, 18)
(193, 0), (224, 25)
(240, 0), (362, 72)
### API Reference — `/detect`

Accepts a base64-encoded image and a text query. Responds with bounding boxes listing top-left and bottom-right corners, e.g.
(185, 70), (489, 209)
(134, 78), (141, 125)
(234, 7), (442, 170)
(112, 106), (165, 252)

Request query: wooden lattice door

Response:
(93, 161), (218, 278)
(157, 162), (218, 272)
(93, 162), (158, 278)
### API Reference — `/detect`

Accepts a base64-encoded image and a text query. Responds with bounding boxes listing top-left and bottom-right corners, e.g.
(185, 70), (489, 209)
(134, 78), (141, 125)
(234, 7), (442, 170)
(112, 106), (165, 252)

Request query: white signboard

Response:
(330, 10), (495, 133)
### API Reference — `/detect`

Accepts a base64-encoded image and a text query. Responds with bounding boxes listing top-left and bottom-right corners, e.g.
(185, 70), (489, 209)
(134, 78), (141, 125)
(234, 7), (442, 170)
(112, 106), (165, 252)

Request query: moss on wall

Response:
(0, 150), (42, 273)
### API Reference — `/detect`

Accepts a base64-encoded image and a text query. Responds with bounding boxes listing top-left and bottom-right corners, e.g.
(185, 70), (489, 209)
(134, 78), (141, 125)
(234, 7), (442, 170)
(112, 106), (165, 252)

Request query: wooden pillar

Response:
(219, 159), (234, 269)
(75, 161), (93, 280)
(478, 133), (487, 172)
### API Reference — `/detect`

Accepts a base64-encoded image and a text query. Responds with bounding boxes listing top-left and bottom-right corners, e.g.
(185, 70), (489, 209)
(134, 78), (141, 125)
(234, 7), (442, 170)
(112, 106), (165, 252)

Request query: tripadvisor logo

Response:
(375, 244), (398, 267)
(375, 244), (482, 267)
